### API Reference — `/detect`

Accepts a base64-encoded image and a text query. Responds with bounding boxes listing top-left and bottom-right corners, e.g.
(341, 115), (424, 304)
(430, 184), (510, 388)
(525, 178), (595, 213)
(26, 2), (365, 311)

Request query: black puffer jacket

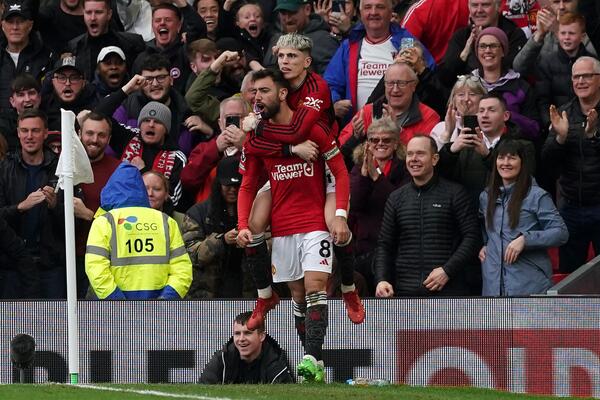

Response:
(0, 31), (54, 111)
(374, 175), (481, 296)
(199, 334), (294, 384)
(541, 98), (600, 206)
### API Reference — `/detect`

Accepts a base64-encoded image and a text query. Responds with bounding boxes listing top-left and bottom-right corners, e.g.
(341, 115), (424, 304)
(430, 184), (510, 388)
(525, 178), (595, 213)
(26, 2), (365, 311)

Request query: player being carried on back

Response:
(238, 34), (365, 335)
(237, 68), (350, 382)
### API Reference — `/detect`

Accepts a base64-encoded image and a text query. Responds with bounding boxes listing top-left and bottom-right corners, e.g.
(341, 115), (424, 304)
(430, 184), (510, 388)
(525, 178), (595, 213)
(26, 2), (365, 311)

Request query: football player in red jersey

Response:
(237, 69), (350, 382)
(239, 34), (365, 332)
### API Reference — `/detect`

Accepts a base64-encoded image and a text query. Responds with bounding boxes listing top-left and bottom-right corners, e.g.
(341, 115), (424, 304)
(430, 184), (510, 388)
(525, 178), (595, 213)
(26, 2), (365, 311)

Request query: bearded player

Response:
(240, 34), (364, 332)
(237, 69), (350, 382)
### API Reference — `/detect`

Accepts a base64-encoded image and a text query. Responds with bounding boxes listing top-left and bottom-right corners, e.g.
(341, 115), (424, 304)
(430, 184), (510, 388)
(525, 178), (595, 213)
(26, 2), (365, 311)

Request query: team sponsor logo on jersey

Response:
(303, 96), (323, 111)
(271, 162), (314, 181)
(271, 264), (276, 276)
(319, 259), (329, 266)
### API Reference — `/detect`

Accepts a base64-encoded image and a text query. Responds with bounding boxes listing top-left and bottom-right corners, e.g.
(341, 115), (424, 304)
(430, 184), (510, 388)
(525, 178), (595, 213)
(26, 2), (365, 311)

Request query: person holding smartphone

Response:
(439, 93), (536, 205)
(430, 74), (487, 149)
(437, 93), (535, 294)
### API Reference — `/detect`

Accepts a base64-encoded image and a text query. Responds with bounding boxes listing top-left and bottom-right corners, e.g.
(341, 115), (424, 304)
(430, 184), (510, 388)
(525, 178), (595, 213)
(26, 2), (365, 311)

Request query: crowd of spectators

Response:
(0, 0), (599, 299)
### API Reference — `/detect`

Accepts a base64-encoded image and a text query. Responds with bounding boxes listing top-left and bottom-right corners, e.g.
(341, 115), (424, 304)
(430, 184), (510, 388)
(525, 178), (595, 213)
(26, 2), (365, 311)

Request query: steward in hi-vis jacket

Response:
(85, 162), (192, 299)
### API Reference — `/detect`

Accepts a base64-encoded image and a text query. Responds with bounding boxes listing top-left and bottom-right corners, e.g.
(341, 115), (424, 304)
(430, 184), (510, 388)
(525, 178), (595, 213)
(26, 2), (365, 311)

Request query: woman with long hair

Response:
(478, 140), (568, 296)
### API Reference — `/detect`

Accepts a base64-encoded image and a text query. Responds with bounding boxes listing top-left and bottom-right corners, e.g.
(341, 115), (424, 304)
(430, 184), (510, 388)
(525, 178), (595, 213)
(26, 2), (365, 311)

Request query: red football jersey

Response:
(238, 122), (348, 237)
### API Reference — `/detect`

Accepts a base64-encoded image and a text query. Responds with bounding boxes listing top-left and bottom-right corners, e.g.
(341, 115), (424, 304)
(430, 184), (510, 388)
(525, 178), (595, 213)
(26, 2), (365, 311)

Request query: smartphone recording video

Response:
(462, 115), (479, 133)
(225, 115), (241, 128)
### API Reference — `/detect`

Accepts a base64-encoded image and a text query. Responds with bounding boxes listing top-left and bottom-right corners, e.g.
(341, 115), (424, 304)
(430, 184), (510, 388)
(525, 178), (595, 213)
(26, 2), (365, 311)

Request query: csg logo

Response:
(397, 329), (600, 398)
(118, 216), (138, 230)
(118, 216), (158, 231)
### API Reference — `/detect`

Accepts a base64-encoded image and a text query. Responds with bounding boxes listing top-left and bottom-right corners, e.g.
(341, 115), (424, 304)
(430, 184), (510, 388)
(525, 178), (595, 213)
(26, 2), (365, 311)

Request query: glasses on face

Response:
(368, 137), (394, 144)
(384, 79), (415, 89)
(53, 74), (83, 84)
(478, 43), (502, 51)
(143, 74), (170, 84)
(571, 73), (600, 82)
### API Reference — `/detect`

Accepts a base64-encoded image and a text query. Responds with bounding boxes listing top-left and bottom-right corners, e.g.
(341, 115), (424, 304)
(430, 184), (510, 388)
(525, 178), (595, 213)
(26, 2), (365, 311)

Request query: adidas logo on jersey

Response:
(320, 259), (329, 266)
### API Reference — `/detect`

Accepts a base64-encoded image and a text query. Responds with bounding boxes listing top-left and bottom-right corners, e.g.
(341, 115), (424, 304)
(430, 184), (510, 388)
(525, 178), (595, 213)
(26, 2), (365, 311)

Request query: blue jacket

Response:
(323, 22), (436, 121)
(479, 182), (569, 296)
(100, 162), (150, 211)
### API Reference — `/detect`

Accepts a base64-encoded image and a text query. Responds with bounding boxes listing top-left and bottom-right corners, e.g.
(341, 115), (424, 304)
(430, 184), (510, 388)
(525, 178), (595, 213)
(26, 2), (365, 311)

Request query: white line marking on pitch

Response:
(70, 384), (241, 400)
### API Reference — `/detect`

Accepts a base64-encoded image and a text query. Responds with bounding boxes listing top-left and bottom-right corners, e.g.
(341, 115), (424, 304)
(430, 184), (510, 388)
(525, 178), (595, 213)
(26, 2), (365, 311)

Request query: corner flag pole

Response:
(60, 109), (79, 384)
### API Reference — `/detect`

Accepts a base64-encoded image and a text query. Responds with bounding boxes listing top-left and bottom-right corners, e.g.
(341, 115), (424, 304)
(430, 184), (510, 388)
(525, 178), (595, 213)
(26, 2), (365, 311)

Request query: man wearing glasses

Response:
(542, 56), (600, 274)
(324, 0), (435, 123)
(93, 74), (187, 208)
(439, 0), (526, 88)
(112, 55), (199, 156)
(41, 56), (98, 130)
(338, 62), (439, 161)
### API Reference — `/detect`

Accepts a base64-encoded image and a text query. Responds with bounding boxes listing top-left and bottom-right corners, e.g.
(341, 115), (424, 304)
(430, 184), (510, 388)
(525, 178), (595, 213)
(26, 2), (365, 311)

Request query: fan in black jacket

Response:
(199, 311), (294, 384)
(374, 135), (481, 297)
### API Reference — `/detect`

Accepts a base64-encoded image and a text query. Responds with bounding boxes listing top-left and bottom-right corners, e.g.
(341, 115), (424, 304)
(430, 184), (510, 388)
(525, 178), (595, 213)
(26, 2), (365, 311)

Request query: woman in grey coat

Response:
(479, 140), (569, 296)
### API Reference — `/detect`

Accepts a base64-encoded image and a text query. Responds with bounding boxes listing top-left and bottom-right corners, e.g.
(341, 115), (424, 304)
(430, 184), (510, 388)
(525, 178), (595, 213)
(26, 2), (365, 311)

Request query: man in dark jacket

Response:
(541, 56), (600, 273)
(66, 0), (146, 80)
(92, 46), (128, 99)
(40, 57), (98, 130)
(199, 311), (294, 384)
(374, 135), (480, 297)
(0, 74), (42, 153)
(0, 109), (64, 298)
(133, 1), (206, 95)
(0, 1), (54, 111)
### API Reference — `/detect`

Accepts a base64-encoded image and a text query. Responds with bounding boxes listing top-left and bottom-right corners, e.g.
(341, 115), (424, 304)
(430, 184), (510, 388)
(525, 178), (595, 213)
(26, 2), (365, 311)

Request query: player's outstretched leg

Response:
(293, 300), (307, 348)
(297, 291), (327, 383)
(245, 233), (279, 329)
(334, 234), (365, 324)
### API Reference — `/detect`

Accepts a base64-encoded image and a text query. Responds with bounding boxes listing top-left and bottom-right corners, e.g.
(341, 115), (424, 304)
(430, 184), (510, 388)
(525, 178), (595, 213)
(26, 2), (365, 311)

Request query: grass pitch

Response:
(0, 384), (593, 400)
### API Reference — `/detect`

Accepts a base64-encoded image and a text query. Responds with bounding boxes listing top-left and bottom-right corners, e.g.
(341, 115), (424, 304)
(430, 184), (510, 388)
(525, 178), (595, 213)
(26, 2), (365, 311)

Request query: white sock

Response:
(257, 286), (273, 299)
(341, 284), (356, 294)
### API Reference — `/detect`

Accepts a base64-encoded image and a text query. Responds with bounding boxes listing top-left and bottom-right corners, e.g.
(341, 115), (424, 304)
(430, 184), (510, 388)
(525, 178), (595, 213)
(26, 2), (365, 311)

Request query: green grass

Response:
(0, 384), (594, 400)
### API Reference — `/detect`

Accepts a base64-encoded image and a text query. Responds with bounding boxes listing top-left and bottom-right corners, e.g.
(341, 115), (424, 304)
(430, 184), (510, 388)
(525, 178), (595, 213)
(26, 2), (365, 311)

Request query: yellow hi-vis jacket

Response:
(85, 206), (192, 299)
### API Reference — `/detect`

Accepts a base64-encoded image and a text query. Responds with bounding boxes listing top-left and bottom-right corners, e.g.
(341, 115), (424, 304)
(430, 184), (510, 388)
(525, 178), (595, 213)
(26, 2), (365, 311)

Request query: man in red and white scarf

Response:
(93, 74), (187, 207)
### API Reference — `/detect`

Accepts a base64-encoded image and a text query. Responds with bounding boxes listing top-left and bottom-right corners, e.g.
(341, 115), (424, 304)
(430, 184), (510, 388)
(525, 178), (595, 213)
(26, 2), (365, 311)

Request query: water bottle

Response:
(346, 378), (390, 386)
(368, 379), (390, 386)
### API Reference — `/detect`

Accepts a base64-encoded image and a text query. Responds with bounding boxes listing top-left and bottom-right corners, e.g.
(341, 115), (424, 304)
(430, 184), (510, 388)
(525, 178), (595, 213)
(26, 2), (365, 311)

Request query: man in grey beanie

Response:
(93, 75), (187, 207)
(138, 101), (172, 143)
